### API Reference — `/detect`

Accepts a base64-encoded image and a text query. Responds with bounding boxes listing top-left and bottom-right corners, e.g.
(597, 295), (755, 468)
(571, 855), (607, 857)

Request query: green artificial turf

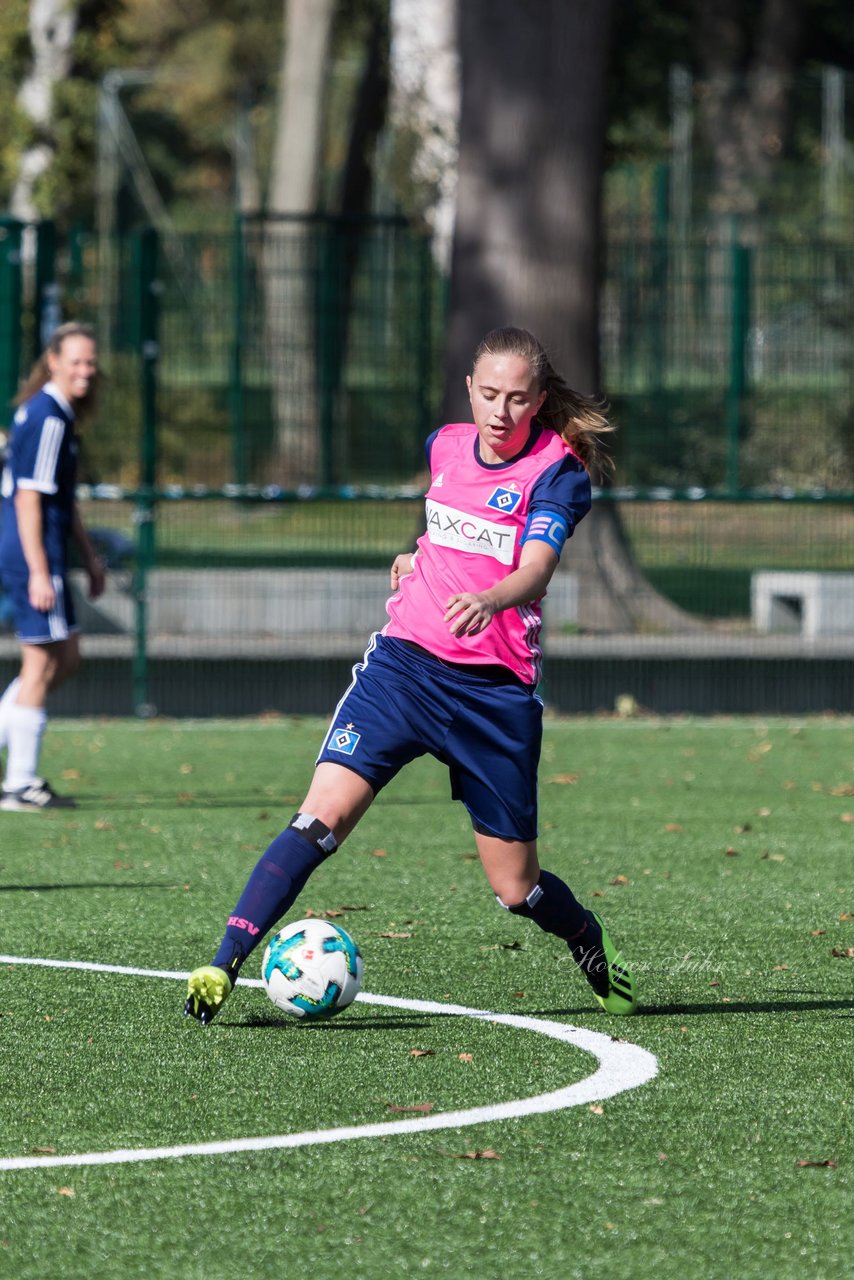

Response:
(0, 716), (851, 1279)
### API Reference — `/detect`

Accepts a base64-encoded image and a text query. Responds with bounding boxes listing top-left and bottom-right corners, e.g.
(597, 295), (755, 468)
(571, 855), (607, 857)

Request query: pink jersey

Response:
(384, 421), (590, 685)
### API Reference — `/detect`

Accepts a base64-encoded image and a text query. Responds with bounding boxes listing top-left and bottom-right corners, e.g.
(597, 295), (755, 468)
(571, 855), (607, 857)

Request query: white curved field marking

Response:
(0, 955), (658, 1172)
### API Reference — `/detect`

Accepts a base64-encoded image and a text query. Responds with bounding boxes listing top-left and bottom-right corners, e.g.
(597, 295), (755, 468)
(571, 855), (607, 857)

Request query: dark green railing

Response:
(1, 214), (852, 713)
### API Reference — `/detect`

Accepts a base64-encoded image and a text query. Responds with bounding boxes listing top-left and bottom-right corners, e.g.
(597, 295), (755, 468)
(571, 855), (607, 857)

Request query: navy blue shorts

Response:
(0, 568), (78, 643)
(316, 633), (543, 841)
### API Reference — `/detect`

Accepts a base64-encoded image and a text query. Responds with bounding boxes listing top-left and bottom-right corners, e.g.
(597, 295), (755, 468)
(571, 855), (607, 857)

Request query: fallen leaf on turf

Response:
(664, 823), (683, 833)
(94, 819), (112, 831)
(57, 1187), (75, 1197)
(61, 769), (81, 781)
(796, 1159), (837, 1168)
(761, 852), (785, 861)
(839, 912), (853, 921)
(811, 930), (826, 936)
(458, 1053), (473, 1063)
(447, 1149), (500, 1160)
(830, 947), (854, 958)
(830, 784), (854, 796)
(773, 965), (789, 971)
(839, 813), (854, 823)
(725, 847), (739, 856)
(548, 773), (580, 784)
(609, 874), (630, 886)
(386, 1101), (434, 1113)
(500, 940), (524, 950)
(371, 848), (387, 857)
(31, 1147), (56, 1155)
(379, 932), (412, 939)
(734, 823), (752, 833)
(589, 1104), (604, 1115)
(410, 1049), (434, 1057)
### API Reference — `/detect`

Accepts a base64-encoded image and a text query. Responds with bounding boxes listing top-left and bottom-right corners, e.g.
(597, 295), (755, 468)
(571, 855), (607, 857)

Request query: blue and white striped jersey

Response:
(0, 382), (79, 574)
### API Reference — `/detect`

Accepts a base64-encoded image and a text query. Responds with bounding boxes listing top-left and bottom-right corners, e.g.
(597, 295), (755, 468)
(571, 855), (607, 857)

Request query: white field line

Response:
(0, 954), (658, 1172)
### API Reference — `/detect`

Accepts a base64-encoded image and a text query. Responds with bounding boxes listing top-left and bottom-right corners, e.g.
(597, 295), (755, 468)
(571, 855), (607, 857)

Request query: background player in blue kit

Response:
(185, 326), (638, 1024)
(0, 323), (105, 811)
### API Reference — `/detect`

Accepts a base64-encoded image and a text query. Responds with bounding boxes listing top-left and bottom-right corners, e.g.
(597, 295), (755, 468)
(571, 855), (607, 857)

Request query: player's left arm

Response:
(70, 504), (106, 600)
(445, 454), (591, 637)
(444, 538), (560, 636)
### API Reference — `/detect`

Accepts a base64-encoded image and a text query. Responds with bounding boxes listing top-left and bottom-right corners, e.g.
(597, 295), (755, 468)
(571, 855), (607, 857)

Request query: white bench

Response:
(751, 572), (854, 638)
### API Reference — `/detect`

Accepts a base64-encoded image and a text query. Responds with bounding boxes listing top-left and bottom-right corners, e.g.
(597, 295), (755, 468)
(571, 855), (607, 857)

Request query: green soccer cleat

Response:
(184, 965), (234, 1026)
(589, 912), (638, 1015)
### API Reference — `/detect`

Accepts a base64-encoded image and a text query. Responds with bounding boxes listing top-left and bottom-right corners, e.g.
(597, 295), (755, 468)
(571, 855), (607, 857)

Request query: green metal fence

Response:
(1, 214), (852, 715)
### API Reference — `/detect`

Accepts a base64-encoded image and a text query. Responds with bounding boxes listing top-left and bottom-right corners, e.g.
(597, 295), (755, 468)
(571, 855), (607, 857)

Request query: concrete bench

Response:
(69, 568), (579, 637)
(751, 571), (854, 638)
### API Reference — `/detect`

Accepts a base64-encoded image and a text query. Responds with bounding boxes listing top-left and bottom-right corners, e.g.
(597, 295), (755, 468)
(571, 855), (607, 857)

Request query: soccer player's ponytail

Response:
(537, 369), (615, 481)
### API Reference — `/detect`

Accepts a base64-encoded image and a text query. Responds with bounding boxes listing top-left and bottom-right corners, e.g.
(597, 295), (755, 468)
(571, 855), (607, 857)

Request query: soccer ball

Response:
(261, 918), (363, 1019)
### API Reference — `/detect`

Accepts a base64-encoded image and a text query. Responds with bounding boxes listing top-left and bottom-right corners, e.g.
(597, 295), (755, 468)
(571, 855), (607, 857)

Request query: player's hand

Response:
(390, 553), (416, 590)
(28, 570), (56, 613)
(87, 557), (106, 600)
(444, 592), (497, 636)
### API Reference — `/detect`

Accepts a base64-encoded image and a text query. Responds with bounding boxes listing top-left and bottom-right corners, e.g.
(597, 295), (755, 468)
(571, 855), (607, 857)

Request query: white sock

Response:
(4, 703), (48, 791)
(0, 677), (21, 749)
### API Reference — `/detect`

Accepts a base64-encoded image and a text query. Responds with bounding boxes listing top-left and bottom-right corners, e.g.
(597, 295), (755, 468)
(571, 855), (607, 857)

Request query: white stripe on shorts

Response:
(48, 575), (70, 641)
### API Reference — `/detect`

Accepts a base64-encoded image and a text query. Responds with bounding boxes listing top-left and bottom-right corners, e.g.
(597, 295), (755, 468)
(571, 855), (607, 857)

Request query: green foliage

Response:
(0, 0), (31, 203)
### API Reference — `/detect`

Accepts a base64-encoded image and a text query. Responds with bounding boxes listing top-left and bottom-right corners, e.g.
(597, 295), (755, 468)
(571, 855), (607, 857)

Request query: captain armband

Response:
(520, 510), (570, 556)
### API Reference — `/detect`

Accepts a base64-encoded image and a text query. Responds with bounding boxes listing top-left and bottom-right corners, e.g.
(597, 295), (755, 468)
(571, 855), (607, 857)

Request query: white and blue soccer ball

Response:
(261, 918), (363, 1019)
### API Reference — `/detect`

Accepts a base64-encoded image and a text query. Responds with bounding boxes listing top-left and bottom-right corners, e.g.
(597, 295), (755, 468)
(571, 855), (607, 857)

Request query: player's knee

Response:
(495, 880), (544, 915)
(288, 812), (338, 856)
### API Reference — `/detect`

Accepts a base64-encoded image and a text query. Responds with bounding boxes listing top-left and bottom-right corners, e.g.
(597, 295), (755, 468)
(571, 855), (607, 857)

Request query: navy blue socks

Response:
(498, 868), (587, 939)
(211, 814), (337, 975)
(498, 869), (608, 994)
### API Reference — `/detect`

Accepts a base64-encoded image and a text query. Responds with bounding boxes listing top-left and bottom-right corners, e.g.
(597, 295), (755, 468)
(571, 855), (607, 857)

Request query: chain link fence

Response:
(1, 212), (852, 714)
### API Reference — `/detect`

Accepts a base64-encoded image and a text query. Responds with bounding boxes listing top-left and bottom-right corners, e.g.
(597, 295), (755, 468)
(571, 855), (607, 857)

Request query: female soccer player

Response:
(0, 323), (105, 811)
(185, 326), (637, 1021)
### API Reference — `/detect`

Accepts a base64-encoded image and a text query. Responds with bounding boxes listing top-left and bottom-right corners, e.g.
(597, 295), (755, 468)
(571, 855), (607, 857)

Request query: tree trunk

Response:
(693, 0), (805, 229)
(265, 0), (335, 482)
(443, 0), (698, 634)
(388, 0), (460, 273)
(11, 0), (79, 222)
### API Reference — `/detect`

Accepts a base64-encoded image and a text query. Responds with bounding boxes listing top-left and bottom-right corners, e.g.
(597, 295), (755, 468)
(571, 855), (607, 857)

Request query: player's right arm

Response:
(14, 488), (55, 612)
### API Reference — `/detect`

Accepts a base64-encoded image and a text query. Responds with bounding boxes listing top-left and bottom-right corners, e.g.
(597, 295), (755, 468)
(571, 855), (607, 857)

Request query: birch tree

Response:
(264, 0), (335, 480)
(10, 0), (79, 222)
(388, 0), (460, 272)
